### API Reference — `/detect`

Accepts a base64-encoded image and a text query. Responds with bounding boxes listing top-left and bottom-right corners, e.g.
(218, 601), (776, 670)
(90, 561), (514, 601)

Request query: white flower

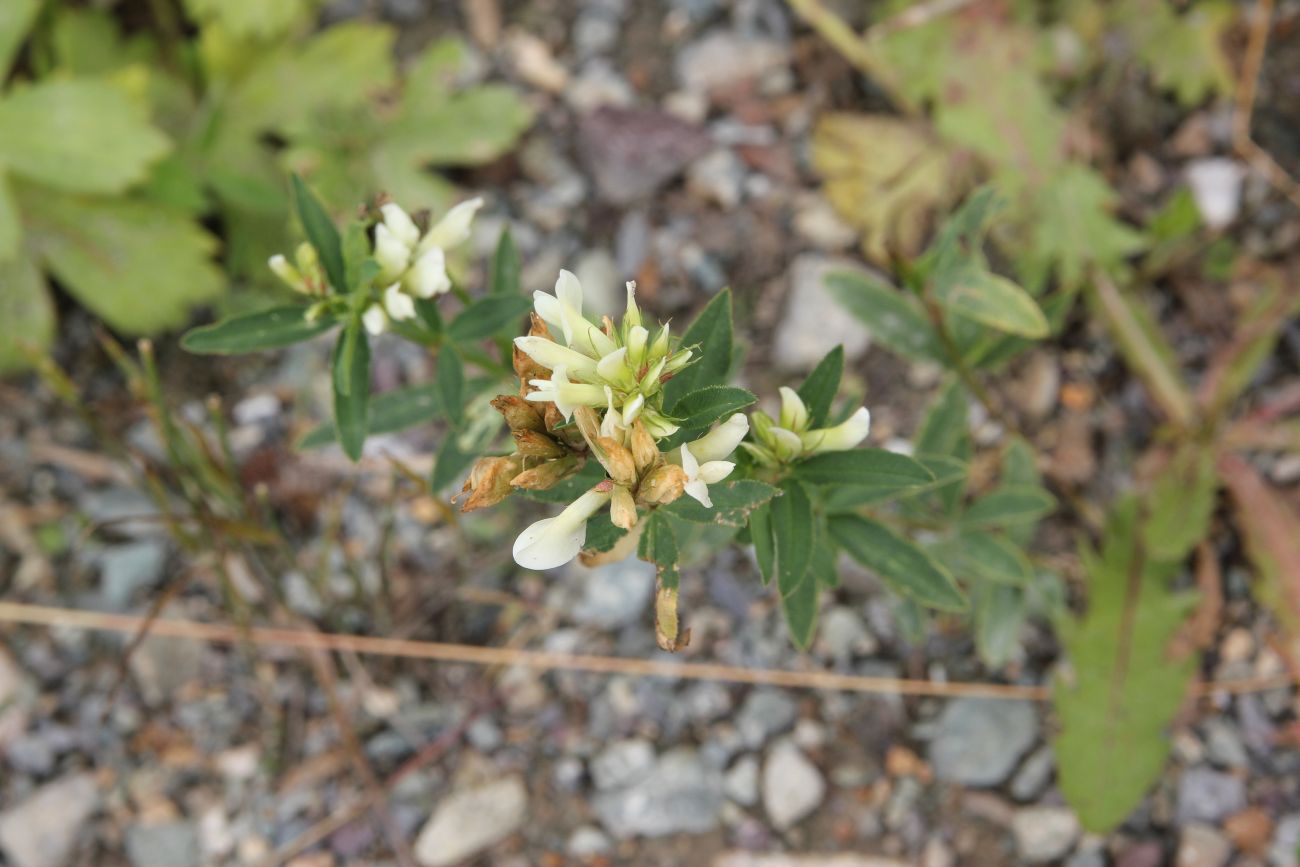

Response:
(374, 198), (479, 296)
(379, 202), (420, 248)
(362, 303), (387, 336)
(513, 487), (612, 570)
(268, 254), (305, 292)
(800, 407), (871, 453)
(689, 413), (749, 462)
(419, 197), (483, 254)
(374, 223), (411, 281)
(778, 387), (808, 432)
(383, 284), (416, 321)
(680, 442), (735, 508)
(513, 336), (601, 381)
(406, 246), (450, 298)
(525, 366), (606, 419)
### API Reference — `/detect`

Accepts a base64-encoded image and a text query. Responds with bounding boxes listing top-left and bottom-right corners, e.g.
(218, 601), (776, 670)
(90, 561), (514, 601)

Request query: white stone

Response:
(774, 254), (874, 371)
(1011, 806), (1080, 863)
(676, 33), (790, 95)
(713, 854), (909, 867)
(0, 649), (32, 746)
(724, 755), (760, 807)
(0, 774), (100, 867)
(413, 777), (528, 867)
(762, 740), (825, 830)
(1176, 823), (1231, 867)
(1186, 158), (1245, 230)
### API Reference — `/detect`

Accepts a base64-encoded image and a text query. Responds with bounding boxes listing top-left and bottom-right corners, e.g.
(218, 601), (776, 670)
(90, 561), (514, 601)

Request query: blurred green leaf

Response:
(447, 295), (534, 343)
(0, 79), (170, 194)
(1029, 166), (1146, 288)
(1054, 497), (1197, 833)
(182, 306), (335, 354)
(963, 485), (1057, 528)
(824, 270), (944, 364)
(0, 174), (18, 260)
(1120, 0), (1234, 107)
(430, 432), (478, 493)
(933, 264), (1049, 338)
(1146, 445), (1217, 562)
(974, 583), (1025, 669)
(332, 323), (371, 461)
(0, 0), (41, 79)
(829, 514), (967, 612)
(291, 174), (346, 293)
(182, 0), (321, 40)
(0, 254), (53, 373)
(663, 480), (780, 527)
(749, 502), (775, 587)
(435, 350), (464, 428)
(795, 449), (935, 495)
(796, 345), (843, 429)
(933, 530), (1033, 587)
(490, 227), (521, 296)
(299, 382), (447, 448)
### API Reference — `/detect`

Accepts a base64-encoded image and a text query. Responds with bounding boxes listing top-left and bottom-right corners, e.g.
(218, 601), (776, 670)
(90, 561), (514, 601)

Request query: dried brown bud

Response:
(610, 485), (638, 530)
(630, 421), (659, 474)
(595, 436), (637, 487)
(513, 314), (553, 384)
(491, 394), (546, 433)
(513, 429), (567, 459)
(510, 455), (582, 490)
(637, 463), (688, 506)
(572, 406), (602, 446)
(456, 454), (524, 512)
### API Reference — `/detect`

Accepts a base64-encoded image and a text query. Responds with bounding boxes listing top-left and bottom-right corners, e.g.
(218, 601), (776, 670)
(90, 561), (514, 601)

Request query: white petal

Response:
(684, 479), (712, 508)
(779, 386), (809, 432)
(374, 224), (411, 281)
(680, 442), (701, 477)
(555, 269), (585, 313)
(626, 325), (649, 365)
(802, 406), (871, 453)
(533, 291), (564, 334)
(269, 254), (306, 292)
(514, 336), (600, 380)
(596, 346), (629, 383)
(362, 304), (387, 336)
(622, 392), (645, 424)
(421, 197), (483, 252)
(383, 284), (416, 321)
(771, 427), (804, 460)
(600, 386), (620, 438)
(512, 517), (585, 570)
(698, 460), (734, 484)
(688, 413), (749, 463)
(406, 246), (450, 298)
(380, 203), (420, 248)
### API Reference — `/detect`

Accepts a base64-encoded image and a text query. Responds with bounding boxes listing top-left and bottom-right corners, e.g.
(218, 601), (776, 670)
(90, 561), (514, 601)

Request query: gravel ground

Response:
(2, 1), (1299, 866)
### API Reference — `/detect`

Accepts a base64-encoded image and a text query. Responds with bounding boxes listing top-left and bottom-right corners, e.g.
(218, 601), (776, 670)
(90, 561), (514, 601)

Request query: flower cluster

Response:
(267, 197), (483, 336)
(742, 387), (871, 466)
(460, 272), (749, 571)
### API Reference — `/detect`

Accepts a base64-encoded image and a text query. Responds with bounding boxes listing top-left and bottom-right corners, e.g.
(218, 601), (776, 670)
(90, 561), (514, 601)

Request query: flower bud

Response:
(491, 394), (546, 433)
(514, 429), (567, 459)
(457, 454), (523, 512)
(610, 485), (638, 530)
(595, 436), (637, 487)
(510, 455), (582, 490)
(637, 463), (688, 506)
(630, 421), (659, 474)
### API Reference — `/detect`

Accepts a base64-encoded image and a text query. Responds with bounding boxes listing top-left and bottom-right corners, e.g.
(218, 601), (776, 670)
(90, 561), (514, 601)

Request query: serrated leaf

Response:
(794, 449), (935, 495)
(380, 83), (535, 168)
(1218, 453), (1300, 637)
(1120, 0), (1233, 107)
(974, 583), (1025, 669)
(0, 79), (170, 194)
(0, 254), (54, 373)
(435, 350), (464, 428)
(662, 288), (733, 406)
(771, 479), (813, 598)
(182, 0), (321, 40)
(182, 306), (335, 354)
(668, 385), (756, 432)
(20, 187), (222, 335)
(963, 485), (1056, 528)
(332, 323), (370, 461)
(1030, 165), (1146, 288)
(662, 480), (780, 527)
(447, 295), (533, 342)
(291, 174), (347, 294)
(811, 113), (972, 264)
(0, 0), (41, 79)
(1054, 497), (1197, 833)
(829, 514), (967, 612)
(1146, 445), (1217, 562)
(933, 263), (1049, 338)
(490, 227), (521, 296)
(824, 270), (945, 364)
(796, 345), (843, 428)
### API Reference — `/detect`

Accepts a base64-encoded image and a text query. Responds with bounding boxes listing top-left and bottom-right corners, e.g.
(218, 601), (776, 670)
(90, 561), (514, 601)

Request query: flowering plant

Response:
(185, 179), (976, 650)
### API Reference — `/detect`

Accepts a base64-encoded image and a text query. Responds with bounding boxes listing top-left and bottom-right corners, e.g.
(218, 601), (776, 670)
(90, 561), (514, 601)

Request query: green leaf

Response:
(0, 0), (40, 81)
(932, 530), (1032, 587)
(828, 514), (967, 612)
(963, 485), (1056, 528)
(584, 512), (627, 554)
(663, 288), (733, 406)
(770, 479), (814, 598)
(1120, 0), (1233, 107)
(819, 454), (968, 511)
(0, 79), (169, 195)
(380, 82), (535, 168)
(668, 385), (756, 431)
(662, 480), (781, 527)
(0, 254), (54, 373)
(794, 449), (935, 495)
(490, 226), (521, 296)
(1054, 497), (1197, 833)
(299, 382), (443, 448)
(182, 0), (320, 40)
(20, 188), (222, 335)
(915, 378), (971, 514)
(0, 174), (19, 260)
(1145, 446), (1217, 562)
(974, 583), (1025, 669)
(182, 306), (335, 354)
(290, 174), (347, 294)
(933, 263), (1049, 339)
(447, 295), (532, 343)
(331, 324), (371, 461)
(749, 502), (775, 587)
(824, 270), (945, 364)
(435, 350), (465, 428)
(638, 510), (679, 585)
(796, 345), (843, 428)
(1029, 165), (1146, 288)
(430, 433), (478, 493)
(781, 564), (820, 650)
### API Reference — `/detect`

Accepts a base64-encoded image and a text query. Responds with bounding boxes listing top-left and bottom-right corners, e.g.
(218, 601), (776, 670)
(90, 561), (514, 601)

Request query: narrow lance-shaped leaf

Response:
(963, 485), (1056, 528)
(436, 349), (465, 428)
(1053, 497), (1197, 833)
(828, 514), (967, 612)
(183, 307), (336, 354)
(796, 345), (844, 428)
(1145, 445), (1217, 562)
(795, 449), (934, 493)
(291, 174), (347, 294)
(932, 263), (1049, 339)
(491, 226), (521, 296)
(663, 288), (733, 406)
(332, 322), (371, 461)
(430, 432), (478, 493)
(824, 270), (945, 364)
(771, 479), (814, 598)
(1218, 453), (1300, 637)
(748, 502), (775, 587)
(448, 295), (533, 342)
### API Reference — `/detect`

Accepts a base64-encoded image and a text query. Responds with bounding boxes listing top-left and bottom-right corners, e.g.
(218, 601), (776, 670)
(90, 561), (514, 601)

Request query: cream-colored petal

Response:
(421, 197), (483, 252)
(380, 203), (420, 248)
(688, 413), (749, 463)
